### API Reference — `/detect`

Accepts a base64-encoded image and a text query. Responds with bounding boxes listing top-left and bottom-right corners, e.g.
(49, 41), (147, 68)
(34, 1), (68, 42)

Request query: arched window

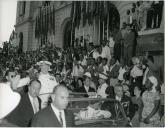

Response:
(18, 32), (23, 54)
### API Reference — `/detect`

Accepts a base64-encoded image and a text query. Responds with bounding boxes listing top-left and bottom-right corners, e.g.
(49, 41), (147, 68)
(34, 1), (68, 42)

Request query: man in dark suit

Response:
(75, 72), (95, 97)
(108, 57), (120, 78)
(102, 84), (134, 120)
(107, 57), (120, 87)
(123, 24), (135, 67)
(6, 79), (42, 127)
(31, 84), (75, 127)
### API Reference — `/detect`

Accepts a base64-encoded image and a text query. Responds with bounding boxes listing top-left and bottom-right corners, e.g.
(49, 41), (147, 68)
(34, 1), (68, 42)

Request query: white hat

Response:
(0, 83), (21, 119)
(36, 61), (52, 66)
(99, 73), (108, 80)
(84, 72), (91, 78)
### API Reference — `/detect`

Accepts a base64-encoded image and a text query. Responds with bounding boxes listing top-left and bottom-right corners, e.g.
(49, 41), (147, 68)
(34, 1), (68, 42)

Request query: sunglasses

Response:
(10, 75), (16, 78)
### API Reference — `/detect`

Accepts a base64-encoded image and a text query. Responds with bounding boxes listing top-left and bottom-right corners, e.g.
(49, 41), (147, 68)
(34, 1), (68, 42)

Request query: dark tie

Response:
(59, 111), (63, 126)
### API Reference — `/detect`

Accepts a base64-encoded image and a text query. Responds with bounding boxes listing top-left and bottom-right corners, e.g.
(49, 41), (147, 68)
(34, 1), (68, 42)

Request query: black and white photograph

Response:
(0, 0), (164, 127)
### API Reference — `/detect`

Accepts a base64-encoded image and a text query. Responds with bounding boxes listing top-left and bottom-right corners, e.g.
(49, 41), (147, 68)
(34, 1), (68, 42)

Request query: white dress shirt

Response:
(97, 83), (108, 98)
(84, 85), (89, 93)
(93, 51), (101, 60)
(130, 65), (143, 78)
(101, 46), (111, 60)
(51, 104), (66, 128)
(28, 93), (39, 114)
(118, 67), (126, 81)
(115, 95), (122, 102)
(103, 65), (109, 75)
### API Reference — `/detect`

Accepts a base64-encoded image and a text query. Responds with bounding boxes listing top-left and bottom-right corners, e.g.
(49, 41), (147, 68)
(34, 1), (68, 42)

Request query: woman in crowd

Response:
(140, 76), (161, 127)
(131, 86), (143, 127)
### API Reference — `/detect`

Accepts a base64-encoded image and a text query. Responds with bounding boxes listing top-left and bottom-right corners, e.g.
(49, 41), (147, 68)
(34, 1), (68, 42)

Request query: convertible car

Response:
(68, 94), (130, 127)
(40, 92), (130, 127)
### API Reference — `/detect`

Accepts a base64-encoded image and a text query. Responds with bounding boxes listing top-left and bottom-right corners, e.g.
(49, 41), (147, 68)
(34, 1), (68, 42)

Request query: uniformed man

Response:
(37, 60), (58, 108)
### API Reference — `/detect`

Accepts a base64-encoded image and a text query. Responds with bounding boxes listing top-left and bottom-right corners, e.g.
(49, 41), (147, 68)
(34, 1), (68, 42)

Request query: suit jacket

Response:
(31, 105), (75, 127)
(0, 119), (18, 127)
(6, 93), (41, 127)
(75, 85), (95, 97)
(124, 30), (135, 47)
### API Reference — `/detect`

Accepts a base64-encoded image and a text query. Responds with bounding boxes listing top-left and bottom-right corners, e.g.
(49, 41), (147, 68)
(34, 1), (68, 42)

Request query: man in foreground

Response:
(31, 84), (75, 127)
(6, 79), (42, 127)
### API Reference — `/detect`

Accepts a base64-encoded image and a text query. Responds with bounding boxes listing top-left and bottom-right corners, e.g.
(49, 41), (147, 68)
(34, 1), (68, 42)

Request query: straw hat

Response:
(0, 83), (21, 119)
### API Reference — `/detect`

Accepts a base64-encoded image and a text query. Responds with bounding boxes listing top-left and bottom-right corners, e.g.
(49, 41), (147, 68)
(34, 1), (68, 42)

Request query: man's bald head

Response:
(52, 85), (69, 110)
(53, 84), (68, 94)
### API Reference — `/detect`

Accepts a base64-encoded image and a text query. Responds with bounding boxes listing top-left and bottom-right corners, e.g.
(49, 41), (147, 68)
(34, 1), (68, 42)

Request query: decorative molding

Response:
(14, 17), (34, 27)
(136, 32), (164, 55)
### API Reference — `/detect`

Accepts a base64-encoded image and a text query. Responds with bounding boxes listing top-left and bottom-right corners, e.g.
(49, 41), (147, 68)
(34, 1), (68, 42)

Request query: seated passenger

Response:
(102, 84), (133, 119)
(75, 72), (95, 97)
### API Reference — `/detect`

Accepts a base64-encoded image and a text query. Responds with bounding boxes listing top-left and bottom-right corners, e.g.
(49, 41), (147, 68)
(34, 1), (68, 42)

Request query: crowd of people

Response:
(0, 23), (164, 127)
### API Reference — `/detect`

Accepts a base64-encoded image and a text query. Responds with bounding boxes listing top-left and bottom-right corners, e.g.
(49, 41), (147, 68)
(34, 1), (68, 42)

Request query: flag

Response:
(82, 1), (86, 26)
(35, 16), (38, 38)
(38, 7), (41, 38)
(46, 6), (49, 37)
(99, 1), (104, 22)
(77, 1), (81, 28)
(50, 6), (53, 34)
(40, 8), (43, 36)
(103, 1), (108, 21)
(70, 2), (74, 18)
(48, 5), (51, 33)
(52, 4), (55, 34)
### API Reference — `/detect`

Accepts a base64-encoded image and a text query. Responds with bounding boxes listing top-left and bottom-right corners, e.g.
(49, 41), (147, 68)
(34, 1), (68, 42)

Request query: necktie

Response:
(59, 111), (63, 126)
(33, 98), (38, 114)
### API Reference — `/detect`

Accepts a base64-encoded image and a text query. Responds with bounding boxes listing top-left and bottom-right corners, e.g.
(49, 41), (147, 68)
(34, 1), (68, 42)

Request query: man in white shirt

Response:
(101, 40), (111, 64)
(31, 85), (75, 127)
(102, 58), (109, 75)
(97, 73), (109, 98)
(37, 60), (58, 108)
(93, 46), (101, 60)
(108, 32), (115, 56)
